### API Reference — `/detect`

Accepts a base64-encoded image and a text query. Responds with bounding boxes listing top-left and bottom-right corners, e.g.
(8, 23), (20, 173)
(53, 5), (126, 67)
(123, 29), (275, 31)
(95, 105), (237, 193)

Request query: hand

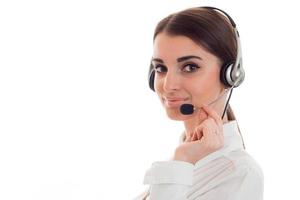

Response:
(173, 104), (224, 165)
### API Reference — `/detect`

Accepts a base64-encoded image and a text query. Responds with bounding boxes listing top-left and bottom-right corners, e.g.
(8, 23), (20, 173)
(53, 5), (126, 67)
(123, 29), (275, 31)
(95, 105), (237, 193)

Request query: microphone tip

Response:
(180, 104), (195, 115)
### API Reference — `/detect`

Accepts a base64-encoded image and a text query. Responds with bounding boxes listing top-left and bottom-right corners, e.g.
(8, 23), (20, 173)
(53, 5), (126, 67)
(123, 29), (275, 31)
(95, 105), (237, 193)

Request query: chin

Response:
(165, 107), (192, 121)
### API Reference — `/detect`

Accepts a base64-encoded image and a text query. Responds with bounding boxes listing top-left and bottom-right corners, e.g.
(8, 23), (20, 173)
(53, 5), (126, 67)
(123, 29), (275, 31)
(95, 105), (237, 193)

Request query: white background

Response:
(0, 0), (299, 199)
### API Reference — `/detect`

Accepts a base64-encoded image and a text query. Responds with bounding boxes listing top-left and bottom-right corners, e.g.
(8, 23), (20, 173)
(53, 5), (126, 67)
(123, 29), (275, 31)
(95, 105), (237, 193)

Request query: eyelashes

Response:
(182, 63), (200, 72)
(154, 64), (167, 73)
(153, 63), (200, 74)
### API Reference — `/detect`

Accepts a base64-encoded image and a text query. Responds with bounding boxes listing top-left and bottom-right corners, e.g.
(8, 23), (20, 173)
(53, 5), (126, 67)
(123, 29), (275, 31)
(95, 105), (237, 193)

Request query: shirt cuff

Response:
(143, 160), (194, 185)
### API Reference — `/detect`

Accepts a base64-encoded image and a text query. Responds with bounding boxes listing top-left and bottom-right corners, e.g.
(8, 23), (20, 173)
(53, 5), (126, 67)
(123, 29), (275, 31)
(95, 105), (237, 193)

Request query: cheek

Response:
(154, 77), (164, 99)
(154, 75), (165, 92)
(153, 77), (160, 92)
(187, 75), (219, 102)
(190, 85), (206, 102)
(186, 77), (209, 94)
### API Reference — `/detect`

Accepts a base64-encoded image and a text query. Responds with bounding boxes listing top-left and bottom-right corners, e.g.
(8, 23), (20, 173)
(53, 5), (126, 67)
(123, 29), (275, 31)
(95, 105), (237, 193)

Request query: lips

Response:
(163, 97), (188, 108)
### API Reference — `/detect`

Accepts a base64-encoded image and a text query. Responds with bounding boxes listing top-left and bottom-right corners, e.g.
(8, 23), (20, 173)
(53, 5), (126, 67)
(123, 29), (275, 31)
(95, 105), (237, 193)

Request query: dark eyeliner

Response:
(154, 64), (167, 73)
(182, 63), (200, 72)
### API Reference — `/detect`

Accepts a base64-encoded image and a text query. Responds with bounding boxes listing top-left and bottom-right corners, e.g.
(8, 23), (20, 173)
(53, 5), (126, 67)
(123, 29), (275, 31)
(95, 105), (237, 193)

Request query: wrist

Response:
(173, 146), (210, 165)
(172, 149), (193, 164)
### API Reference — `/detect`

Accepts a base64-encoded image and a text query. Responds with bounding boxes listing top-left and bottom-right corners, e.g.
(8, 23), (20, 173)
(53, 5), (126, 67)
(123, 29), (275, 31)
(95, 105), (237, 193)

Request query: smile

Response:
(163, 98), (188, 108)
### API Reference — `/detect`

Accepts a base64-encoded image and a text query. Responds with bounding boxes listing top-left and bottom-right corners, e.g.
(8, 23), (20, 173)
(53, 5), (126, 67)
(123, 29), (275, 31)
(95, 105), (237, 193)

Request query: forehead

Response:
(153, 32), (213, 60)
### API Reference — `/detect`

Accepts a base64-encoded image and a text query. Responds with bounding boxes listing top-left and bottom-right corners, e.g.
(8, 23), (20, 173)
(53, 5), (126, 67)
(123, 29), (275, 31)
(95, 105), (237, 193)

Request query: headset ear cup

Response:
(148, 69), (155, 91)
(220, 62), (233, 88)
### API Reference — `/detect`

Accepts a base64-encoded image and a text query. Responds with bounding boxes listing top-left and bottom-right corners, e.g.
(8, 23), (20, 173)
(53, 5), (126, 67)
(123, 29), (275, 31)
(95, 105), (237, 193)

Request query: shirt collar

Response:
(222, 120), (245, 151)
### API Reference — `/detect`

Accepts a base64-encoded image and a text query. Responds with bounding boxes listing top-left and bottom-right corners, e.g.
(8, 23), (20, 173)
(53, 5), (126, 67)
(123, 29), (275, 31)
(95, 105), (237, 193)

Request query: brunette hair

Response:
(153, 7), (236, 65)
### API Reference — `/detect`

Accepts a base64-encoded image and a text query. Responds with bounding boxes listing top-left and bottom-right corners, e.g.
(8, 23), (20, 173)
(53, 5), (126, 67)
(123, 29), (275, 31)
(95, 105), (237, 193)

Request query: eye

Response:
(154, 64), (167, 74)
(182, 63), (200, 73)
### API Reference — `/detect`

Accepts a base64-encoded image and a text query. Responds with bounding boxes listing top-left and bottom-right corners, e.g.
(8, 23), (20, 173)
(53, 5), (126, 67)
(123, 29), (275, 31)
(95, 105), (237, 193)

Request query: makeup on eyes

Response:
(153, 61), (201, 74)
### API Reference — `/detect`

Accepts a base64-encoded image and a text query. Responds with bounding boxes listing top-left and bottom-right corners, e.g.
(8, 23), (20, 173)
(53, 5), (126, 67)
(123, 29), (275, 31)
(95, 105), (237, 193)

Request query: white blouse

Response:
(133, 120), (264, 200)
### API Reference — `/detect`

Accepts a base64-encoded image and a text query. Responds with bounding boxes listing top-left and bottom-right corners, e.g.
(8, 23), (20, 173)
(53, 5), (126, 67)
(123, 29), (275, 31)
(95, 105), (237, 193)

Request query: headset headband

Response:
(201, 6), (244, 87)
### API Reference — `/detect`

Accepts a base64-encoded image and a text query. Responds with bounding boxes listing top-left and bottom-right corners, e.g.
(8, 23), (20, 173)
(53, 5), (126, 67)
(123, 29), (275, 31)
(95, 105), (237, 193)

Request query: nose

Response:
(163, 71), (181, 92)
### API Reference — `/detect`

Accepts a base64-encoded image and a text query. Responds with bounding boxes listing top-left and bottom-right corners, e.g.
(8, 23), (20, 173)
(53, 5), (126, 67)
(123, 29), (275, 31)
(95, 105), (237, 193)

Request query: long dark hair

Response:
(151, 7), (245, 148)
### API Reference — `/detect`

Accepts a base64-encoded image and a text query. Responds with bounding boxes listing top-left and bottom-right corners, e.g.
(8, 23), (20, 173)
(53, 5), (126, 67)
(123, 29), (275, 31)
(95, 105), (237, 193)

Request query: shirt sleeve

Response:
(143, 160), (194, 200)
(230, 167), (264, 200)
(193, 166), (264, 200)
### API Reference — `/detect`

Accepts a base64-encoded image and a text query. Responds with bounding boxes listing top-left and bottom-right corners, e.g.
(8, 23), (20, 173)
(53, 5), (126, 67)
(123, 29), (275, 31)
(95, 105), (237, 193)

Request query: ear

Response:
(219, 84), (227, 94)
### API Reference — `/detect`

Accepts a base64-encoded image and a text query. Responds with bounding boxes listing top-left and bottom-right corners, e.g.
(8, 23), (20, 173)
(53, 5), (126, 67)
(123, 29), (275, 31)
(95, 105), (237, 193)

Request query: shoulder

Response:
(226, 149), (264, 181)
(189, 150), (264, 199)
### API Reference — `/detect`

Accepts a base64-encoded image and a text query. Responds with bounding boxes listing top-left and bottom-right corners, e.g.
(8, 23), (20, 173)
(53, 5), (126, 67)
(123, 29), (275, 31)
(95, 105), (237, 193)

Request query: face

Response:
(152, 32), (226, 121)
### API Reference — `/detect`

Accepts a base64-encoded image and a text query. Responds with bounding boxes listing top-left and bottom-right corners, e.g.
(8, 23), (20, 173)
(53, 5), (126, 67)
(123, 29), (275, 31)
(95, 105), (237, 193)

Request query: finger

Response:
(202, 118), (219, 134)
(191, 132), (199, 141)
(202, 123), (218, 138)
(195, 107), (208, 125)
(189, 125), (203, 142)
(199, 122), (222, 144)
(201, 125), (224, 149)
(185, 134), (192, 142)
(194, 129), (203, 141)
(201, 104), (223, 128)
(194, 124), (211, 141)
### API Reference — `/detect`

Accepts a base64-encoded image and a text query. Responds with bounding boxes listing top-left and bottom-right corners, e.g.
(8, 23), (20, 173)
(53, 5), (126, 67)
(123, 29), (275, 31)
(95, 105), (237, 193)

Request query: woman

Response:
(134, 6), (263, 200)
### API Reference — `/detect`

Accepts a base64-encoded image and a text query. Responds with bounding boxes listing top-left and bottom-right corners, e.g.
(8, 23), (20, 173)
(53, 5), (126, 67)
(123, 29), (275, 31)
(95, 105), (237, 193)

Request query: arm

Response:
(143, 160), (194, 200)
(190, 166), (264, 200)
(142, 105), (225, 200)
(230, 167), (264, 200)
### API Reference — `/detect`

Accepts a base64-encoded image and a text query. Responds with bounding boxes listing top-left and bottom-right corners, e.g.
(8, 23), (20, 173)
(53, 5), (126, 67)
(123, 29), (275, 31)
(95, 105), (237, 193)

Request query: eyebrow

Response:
(152, 55), (202, 63)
